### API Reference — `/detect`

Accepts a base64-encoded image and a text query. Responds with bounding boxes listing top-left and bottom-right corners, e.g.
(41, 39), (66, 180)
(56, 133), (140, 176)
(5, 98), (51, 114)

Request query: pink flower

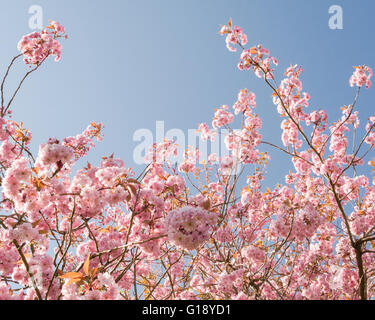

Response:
(233, 89), (256, 115)
(242, 245), (265, 263)
(349, 65), (372, 89)
(165, 175), (185, 194)
(219, 20), (248, 52)
(164, 206), (217, 250)
(36, 139), (73, 168)
(197, 123), (216, 141)
(212, 105), (234, 129)
(17, 21), (66, 65)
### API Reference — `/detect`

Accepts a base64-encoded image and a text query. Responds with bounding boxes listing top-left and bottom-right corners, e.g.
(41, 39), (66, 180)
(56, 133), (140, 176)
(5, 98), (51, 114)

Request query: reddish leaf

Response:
(83, 255), (90, 276)
(59, 272), (83, 280)
(66, 278), (83, 286)
(202, 199), (211, 210)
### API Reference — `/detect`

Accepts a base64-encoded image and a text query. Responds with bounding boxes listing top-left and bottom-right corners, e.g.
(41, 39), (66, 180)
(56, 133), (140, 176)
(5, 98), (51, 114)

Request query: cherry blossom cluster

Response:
(218, 19), (248, 52)
(349, 65), (373, 89)
(237, 45), (278, 79)
(233, 89), (256, 115)
(212, 105), (234, 129)
(36, 138), (73, 167)
(17, 20), (66, 65)
(198, 88), (262, 166)
(219, 20), (278, 80)
(164, 206), (218, 250)
(197, 123), (216, 141)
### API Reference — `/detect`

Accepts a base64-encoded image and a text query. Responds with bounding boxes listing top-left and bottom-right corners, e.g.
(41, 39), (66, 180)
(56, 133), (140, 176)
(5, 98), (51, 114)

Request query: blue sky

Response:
(0, 0), (374, 188)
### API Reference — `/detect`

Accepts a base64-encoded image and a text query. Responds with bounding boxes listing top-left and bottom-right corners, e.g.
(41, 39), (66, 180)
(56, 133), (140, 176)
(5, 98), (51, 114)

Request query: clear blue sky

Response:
(0, 0), (374, 188)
